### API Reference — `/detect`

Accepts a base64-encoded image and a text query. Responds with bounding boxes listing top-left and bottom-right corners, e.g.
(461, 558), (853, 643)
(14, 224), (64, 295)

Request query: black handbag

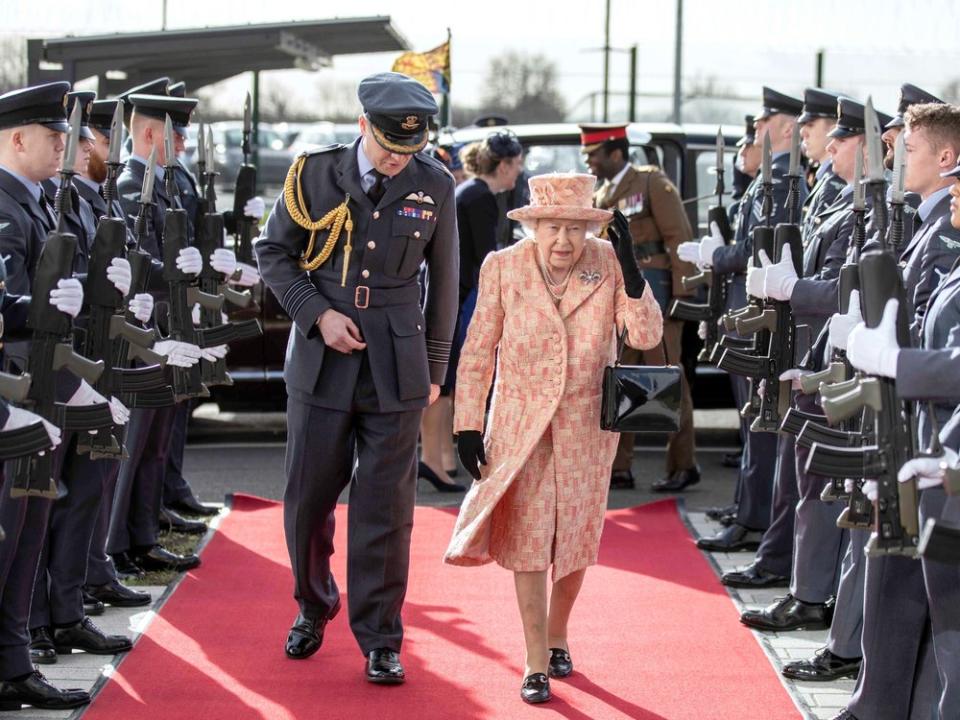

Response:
(601, 330), (682, 433)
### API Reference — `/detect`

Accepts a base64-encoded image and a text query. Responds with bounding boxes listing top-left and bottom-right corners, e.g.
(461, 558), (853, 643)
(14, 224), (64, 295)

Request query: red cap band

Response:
(580, 127), (627, 145)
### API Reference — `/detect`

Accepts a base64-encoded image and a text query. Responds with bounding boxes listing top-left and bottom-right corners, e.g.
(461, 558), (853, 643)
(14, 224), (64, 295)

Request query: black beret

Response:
(129, 94), (197, 136)
(886, 83), (946, 130)
(756, 86), (804, 120)
(0, 81), (71, 133)
(358, 72), (438, 155)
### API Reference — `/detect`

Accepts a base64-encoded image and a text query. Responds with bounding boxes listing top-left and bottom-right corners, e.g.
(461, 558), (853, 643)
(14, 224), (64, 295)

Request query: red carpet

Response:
(85, 495), (800, 720)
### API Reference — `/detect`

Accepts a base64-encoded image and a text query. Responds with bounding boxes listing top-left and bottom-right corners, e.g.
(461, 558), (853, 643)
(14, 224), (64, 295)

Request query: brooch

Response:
(579, 270), (600, 285)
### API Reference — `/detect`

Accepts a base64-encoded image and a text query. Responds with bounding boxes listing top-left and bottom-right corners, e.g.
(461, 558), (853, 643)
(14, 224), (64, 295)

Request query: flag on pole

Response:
(392, 37), (451, 95)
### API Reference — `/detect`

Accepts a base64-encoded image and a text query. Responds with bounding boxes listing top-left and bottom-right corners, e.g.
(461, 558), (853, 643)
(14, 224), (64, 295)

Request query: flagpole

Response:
(442, 27), (452, 128)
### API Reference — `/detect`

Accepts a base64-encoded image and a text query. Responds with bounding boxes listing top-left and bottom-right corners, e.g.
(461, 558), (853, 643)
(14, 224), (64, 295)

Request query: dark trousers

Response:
(107, 404), (178, 555)
(826, 528), (867, 659)
(31, 434), (109, 628)
(751, 432), (797, 574)
(284, 360), (422, 655)
(86, 460), (121, 587)
(734, 424), (780, 532)
(162, 401), (193, 506)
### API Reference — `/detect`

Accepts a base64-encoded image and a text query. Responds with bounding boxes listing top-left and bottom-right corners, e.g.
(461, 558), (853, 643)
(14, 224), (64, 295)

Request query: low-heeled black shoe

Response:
(721, 562), (790, 589)
(0, 671), (89, 711)
(85, 579), (152, 608)
(740, 594), (834, 632)
(110, 551), (145, 579)
(548, 648), (572, 678)
(167, 494), (219, 517)
(158, 507), (207, 535)
(132, 544), (200, 572)
(285, 599), (341, 659)
(53, 617), (133, 656)
(651, 466), (701, 493)
(520, 673), (551, 704)
(29, 627), (57, 665)
(781, 647), (861, 682)
(418, 462), (466, 493)
(366, 648), (405, 684)
(610, 470), (635, 490)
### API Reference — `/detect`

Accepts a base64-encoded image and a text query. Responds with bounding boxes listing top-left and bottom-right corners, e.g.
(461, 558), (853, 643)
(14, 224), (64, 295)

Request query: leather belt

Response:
(316, 279), (421, 310)
(635, 240), (666, 257)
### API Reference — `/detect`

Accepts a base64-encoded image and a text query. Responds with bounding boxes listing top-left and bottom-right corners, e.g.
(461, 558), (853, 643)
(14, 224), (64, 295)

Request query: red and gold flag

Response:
(392, 38), (451, 95)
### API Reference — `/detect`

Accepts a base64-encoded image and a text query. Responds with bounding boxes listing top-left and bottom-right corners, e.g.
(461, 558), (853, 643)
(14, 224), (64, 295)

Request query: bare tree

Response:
(0, 36), (27, 94)
(477, 51), (566, 123)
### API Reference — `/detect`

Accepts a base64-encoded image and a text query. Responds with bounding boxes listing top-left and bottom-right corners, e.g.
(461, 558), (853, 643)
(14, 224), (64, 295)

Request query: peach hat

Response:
(506, 173), (613, 223)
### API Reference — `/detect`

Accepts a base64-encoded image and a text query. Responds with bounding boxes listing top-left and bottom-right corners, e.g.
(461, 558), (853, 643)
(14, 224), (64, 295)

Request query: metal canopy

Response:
(27, 17), (409, 94)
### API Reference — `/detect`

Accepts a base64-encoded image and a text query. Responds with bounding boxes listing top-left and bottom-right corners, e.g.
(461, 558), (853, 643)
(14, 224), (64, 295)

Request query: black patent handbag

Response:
(600, 329), (682, 433)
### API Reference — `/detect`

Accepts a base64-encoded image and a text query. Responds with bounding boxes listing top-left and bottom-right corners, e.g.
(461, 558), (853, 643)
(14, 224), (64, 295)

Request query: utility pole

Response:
(815, 49), (825, 87)
(629, 45), (638, 122)
(672, 0), (683, 123)
(603, 0), (611, 122)
(161, 0), (167, 30)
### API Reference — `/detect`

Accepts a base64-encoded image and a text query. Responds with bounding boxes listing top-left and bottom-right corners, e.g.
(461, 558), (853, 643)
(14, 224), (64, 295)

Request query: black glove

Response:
(457, 430), (487, 481)
(606, 209), (647, 299)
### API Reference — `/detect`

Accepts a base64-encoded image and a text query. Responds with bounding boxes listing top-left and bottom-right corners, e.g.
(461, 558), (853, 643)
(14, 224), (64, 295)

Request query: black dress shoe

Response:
(651, 466), (701, 492)
(53, 617), (133, 655)
(82, 591), (105, 617)
(418, 462), (467, 493)
(85, 580), (152, 608)
(158, 507), (207, 535)
(366, 648), (405, 684)
(111, 551), (145, 579)
(719, 512), (737, 527)
(166, 494), (219, 517)
(285, 600), (341, 659)
(610, 470), (635, 490)
(548, 648), (573, 678)
(29, 627), (57, 665)
(705, 504), (737, 522)
(740, 594), (834, 632)
(132, 544), (201, 572)
(696, 523), (763, 552)
(721, 451), (742, 468)
(0, 670), (89, 711)
(721, 562), (790, 589)
(782, 647), (861, 682)
(520, 673), (551, 704)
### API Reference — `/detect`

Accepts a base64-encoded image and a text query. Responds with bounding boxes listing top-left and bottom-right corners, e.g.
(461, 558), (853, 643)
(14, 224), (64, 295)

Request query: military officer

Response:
(580, 123), (698, 491)
(256, 72), (458, 683)
(798, 88), (848, 240)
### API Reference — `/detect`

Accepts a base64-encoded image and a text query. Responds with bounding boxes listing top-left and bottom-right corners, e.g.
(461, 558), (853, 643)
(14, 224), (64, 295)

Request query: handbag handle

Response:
(615, 327), (671, 367)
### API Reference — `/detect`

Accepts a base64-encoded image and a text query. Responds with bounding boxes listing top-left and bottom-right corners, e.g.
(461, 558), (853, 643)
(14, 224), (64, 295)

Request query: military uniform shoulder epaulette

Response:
(415, 150), (454, 180)
(634, 164), (662, 174)
(300, 143), (346, 159)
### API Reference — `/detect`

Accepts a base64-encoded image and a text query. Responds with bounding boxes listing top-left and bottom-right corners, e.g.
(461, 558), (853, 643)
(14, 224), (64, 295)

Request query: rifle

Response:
(232, 92), (258, 265)
(77, 102), (168, 459)
(0, 331), (51, 461)
(917, 463), (960, 563)
(10, 105), (113, 498)
(669, 128), (732, 362)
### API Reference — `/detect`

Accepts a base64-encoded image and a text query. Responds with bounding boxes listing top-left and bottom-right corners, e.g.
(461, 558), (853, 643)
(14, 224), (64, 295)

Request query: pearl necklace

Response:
(536, 246), (574, 301)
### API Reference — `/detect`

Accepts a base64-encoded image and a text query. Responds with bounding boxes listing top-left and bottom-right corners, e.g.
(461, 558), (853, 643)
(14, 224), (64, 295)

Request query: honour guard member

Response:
(580, 123), (698, 491)
(257, 72), (458, 683)
(797, 88), (848, 239)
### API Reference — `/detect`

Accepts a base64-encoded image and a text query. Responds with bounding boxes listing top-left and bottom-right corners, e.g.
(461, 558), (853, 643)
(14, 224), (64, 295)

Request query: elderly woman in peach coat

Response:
(443, 173), (663, 704)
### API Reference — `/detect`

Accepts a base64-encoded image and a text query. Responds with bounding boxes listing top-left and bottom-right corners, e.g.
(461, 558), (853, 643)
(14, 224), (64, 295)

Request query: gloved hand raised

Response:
(746, 249), (771, 299)
(67, 380), (129, 425)
(828, 290), (862, 352)
(153, 340), (202, 368)
(761, 243), (798, 302)
(457, 430), (487, 481)
(697, 221), (725, 268)
(606, 209), (647, 299)
(210, 248), (238, 277)
(200, 344), (228, 362)
(128, 293), (154, 324)
(244, 196), (265, 219)
(49, 278), (83, 318)
(230, 262), (261, 288)
(847, 299), (901, 378)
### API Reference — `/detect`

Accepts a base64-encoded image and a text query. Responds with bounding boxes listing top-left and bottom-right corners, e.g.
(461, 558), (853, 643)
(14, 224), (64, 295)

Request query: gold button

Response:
(373, 211), (380, 219)
(414, 230), (421, 239)
(417, 324), (422, 331)
(367, 241), (376, 250)
(361, 269), (370, 279)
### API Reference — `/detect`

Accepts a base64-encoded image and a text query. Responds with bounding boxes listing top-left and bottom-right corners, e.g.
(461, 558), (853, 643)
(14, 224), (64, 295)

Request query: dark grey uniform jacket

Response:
(899, 193), (960, 325)
(0, 168), (54, 295)
(116, 157), (172, 295)
(800, 166), (847, 242)
(256, 140), (458, 413)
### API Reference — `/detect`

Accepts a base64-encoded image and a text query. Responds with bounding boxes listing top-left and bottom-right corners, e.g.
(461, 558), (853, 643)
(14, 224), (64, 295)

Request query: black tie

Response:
(366, 170), (386, 205)
(38, 192), (57, 229)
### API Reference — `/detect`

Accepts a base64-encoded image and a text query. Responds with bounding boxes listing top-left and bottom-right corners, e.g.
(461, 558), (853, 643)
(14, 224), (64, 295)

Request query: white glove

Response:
(698, 221), (725, 268)
(847, 299), (901, 378)
(191, 303), (201, 326)
(230, 262), (261, 288)
(243, 196), (265, 219)
(897, 448), (960, 491)
(828, 290), (862, 352)
(844, 479), (856, 494)
(128, 293), (154, 324)
(746, 256), (769, 299)
(862, 480), (878, 502)
(153, 340), (202, 368)
(697, 321), (707, 340)
(49, 278), (83, 318)
(108, 396), (130, 426)
(677, 241), (702, 266)
(106, 257), (132, 296)
(757, 379), (766, 397)
(176, 246), (203, 276)
(762, 243), (799, 301)
(3, 406), (61, 451)
(200, 344), (228, 362)
(210, 248), (238, 276)
(779, 368), (811, 391)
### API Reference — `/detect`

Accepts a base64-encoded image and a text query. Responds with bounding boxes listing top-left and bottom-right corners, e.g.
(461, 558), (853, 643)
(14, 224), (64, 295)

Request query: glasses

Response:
(486, 130), (522, 158)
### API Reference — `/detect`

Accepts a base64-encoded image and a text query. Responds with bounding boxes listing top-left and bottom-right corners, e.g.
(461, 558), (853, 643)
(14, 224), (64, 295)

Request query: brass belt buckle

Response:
(354, 285), (370, 309)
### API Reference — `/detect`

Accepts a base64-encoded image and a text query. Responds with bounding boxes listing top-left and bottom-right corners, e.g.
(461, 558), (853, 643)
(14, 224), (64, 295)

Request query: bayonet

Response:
(196, 120), (207, 196)
(853, 144), (865, 212)
(242, 92), (252, 162)
(714, 127), (725, 206)
(54, 103), (82, 232)
(891, 131), (906, 205)
(103, 101), (126, 216)
(133, 148), (156, 251)
(163, 115), (177, 201)
(761, 131), (773, 224)
(863, 97), (889, 245)
(785, 122), (802, 223)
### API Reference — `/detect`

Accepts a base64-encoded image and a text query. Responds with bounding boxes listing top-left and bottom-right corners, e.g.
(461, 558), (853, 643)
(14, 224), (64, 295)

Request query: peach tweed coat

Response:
(443, 235), (663, 580)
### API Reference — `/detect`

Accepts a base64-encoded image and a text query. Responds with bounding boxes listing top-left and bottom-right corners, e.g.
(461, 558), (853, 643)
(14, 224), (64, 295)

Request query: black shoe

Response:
(721, 451), (742, 468)
(520, 673), (551, 704)
(285, 599), (341, 659)
(548, 648), (572, 678)
(85, 579), (152, 608)
(445, 467), (460, 478)
(53, 617), (133, 655)
(166, 494), (219, 517)
(610, 470), (635, 490)
(418, 462), (466, 493)
(366, 648), (405, 684)
(719, 512), (737, 527)
(158, 507), (207, 535)
(830, 711), (859, 720)
(782, 647), (861, 682)
(706, 504), (737, 522)
(651, 466), (701, 492)
(721, 562), (790, 589)
(740, 594), (834, 632)
(696, 523), (763, 552)
(111, 552), (145, 579)
(82, 591), (105, 617)
(132, 544), (201, 572)
(29, 627), (57, 665)
(0, 670), (89, 711)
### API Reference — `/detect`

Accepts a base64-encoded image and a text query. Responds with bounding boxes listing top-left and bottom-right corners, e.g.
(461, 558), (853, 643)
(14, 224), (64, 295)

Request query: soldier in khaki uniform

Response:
(580, 124), (698, 490)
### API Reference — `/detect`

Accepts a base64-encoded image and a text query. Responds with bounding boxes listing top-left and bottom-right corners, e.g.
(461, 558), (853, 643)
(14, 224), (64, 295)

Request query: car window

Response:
(693, 148), (735, 232)
(522, 144), (654, 176)
(223, 128), (286, 151)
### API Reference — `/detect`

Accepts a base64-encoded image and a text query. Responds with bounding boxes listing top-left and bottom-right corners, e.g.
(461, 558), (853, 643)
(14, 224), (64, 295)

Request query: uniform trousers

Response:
(86, 460), (121, 587)
(284, 355), (422, 655)
(751, 433), (797, 573)
(162, 401), (193, 506)
(826, 528), (867, 659)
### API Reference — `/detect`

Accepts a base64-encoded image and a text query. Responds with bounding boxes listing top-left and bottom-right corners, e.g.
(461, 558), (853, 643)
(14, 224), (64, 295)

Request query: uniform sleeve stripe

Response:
(283, 280), (320, 319)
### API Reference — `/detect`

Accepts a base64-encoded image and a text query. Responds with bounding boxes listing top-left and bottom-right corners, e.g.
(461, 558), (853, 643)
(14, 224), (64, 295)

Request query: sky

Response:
(6, 0), (960, 123)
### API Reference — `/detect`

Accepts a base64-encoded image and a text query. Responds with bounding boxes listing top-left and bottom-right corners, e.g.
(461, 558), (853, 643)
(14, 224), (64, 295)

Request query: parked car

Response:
(186, 122), (294, 187)
(216, 122), (741, 410)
